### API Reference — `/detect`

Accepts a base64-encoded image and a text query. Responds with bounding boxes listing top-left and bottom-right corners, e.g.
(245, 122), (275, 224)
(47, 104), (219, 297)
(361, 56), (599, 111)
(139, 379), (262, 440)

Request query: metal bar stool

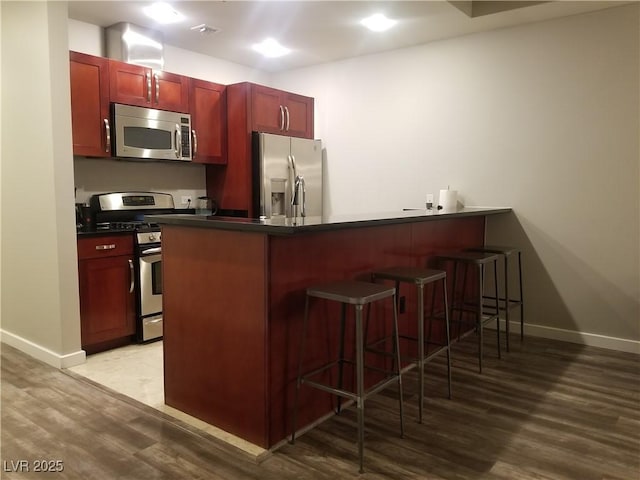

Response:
(435, 252), (500, 373)
(371, 267), (451, 424)
(468, 246), (524, 352)
(291, 280), (404, 473)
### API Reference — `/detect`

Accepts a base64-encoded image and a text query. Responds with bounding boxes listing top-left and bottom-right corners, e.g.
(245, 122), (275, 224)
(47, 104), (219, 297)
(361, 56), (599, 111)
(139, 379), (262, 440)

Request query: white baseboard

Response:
(0, 329), (86, 368)
(491, 320), (640, 355)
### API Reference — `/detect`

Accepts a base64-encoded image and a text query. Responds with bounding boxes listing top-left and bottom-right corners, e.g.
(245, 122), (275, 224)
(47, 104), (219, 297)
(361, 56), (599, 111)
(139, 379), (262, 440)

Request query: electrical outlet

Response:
(181, 195), (192, 205)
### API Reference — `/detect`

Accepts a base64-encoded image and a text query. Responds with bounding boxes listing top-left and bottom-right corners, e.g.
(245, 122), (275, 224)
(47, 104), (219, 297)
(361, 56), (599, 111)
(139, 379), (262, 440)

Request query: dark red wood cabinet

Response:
(251, 83), (314, 139)
(77, 235), (135, 353)
(109, 60), (189, 113)
(69, 51), (111, 157)
(206, 82), (314, 216)
(189, 78), (227, 164)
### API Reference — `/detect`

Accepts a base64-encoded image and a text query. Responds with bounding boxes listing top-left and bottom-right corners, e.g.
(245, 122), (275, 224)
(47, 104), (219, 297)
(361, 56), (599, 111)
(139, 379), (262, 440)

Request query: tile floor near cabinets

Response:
(67, 341), (267, 460)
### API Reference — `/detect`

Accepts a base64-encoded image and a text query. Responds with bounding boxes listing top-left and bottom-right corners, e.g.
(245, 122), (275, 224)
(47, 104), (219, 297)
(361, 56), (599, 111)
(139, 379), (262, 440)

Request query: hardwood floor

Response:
(2, 335), (639, 479)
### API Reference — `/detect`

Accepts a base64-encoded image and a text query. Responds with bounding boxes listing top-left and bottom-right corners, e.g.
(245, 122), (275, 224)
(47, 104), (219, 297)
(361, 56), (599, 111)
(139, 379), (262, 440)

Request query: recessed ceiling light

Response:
(361, 13), (397, 32)
(252, 38), (291, 58)
(143, 2), (184, 24)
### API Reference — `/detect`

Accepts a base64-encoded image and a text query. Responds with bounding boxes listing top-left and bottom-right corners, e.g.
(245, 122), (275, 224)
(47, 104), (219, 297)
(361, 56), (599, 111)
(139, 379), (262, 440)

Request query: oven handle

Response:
(128, 259), (135, 293)
(141, 247), (162, 255)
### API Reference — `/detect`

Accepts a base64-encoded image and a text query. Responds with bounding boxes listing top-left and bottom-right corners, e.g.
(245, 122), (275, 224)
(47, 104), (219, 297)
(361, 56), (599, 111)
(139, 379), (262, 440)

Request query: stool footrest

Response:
(301, 370), (401, 403)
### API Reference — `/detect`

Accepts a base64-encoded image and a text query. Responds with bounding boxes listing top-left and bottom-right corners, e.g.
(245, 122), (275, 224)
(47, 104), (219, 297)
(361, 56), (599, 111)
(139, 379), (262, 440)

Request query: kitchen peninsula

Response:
(151, 207), (511, 449)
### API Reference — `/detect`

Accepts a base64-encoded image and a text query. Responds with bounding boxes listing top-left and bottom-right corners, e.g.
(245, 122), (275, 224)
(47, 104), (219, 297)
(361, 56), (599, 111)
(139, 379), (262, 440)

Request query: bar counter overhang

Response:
(150, 207), (511, 449)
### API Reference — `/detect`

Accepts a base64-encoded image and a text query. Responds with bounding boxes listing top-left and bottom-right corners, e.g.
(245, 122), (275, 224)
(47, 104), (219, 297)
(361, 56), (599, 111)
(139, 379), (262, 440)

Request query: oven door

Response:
(139, 246), (163, 341)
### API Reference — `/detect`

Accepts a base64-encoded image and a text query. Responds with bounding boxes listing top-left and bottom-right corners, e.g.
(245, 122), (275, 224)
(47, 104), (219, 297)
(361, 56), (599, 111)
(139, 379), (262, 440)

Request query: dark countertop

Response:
(147, 206), (512, 236)
(76, 228), (134, 238)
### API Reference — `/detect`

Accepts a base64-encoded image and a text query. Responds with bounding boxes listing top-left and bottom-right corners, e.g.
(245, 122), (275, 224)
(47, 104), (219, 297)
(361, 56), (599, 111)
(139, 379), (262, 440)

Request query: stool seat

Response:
(372, 266), (452, 424)
(472, 245), (520, 257)
(373, 266), (446, 285)
(292, 279), (404, 473)
(307, 280), (395, 305)
(435, 251), (501, 373)
(467, 245), (525, 349)
(436, 251), (499, 265)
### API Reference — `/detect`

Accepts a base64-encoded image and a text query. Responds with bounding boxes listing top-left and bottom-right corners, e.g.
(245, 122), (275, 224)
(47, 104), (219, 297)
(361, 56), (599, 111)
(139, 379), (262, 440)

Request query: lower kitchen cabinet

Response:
(77, 235), (135, 353)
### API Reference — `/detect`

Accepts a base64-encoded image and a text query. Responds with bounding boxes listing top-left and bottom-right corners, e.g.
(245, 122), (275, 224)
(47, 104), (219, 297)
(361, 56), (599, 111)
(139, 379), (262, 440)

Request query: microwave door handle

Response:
(175, 124), (181, 158)
(146, 73), (152, 103)
(104, 118), (110, 153)
(154, 73), (159, 104)
(192, 129), (198, 156)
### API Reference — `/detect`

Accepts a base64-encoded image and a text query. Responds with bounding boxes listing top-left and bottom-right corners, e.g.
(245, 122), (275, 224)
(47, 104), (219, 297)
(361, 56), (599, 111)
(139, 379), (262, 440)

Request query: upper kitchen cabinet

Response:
(248, 83), (314, 139)
(109, 60), (189, 113)
(206, 82), (314, 216)
(70, 51), (111, 157)
(190, 79), (227, 164)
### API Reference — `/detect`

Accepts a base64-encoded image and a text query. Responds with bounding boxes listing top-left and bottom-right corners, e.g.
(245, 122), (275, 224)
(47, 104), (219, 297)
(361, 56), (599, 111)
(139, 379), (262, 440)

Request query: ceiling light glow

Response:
(361, 13), (397, 32)
(143, 2), (184, 24)
(252, 38), (291, 58)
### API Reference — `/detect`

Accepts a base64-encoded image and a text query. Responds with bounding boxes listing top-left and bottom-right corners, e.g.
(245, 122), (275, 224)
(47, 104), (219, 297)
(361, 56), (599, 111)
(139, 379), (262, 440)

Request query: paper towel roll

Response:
(439, 189), (458, 210)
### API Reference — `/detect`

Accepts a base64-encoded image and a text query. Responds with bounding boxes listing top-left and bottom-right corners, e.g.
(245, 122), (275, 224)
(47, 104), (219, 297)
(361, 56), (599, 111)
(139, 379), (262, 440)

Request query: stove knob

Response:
(148, 233), (157, 242)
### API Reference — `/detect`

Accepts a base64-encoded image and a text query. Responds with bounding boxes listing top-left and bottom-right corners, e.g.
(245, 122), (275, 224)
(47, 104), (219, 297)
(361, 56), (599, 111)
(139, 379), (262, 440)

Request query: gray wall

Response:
(1, 1), (84, 366)
(273, 4), (640, 349)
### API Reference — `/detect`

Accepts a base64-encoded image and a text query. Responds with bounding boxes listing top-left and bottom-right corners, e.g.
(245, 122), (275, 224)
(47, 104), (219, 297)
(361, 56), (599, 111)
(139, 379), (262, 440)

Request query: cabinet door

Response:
(190, 79), (227, 164)
(78, 255), (135, 348)
(70, 52), (110, 157)
(283, 92), (314, 139)
(154, 71), (189, 112)
(251, 84), (285, 134)
(109, 60), (151, 107)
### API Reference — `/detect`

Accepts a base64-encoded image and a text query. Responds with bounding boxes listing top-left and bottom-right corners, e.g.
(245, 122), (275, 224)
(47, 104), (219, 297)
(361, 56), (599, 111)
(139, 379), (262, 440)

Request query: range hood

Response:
(105, 22), (164, 70)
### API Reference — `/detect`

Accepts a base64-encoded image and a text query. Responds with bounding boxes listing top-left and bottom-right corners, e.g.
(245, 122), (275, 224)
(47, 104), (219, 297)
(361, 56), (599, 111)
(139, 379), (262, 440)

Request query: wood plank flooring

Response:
(2, 334), (639, 479)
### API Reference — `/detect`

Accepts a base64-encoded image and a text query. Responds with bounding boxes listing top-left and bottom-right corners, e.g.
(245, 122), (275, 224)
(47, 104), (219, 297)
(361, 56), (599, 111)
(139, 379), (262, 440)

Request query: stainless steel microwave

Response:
(113, 103), (192, 161)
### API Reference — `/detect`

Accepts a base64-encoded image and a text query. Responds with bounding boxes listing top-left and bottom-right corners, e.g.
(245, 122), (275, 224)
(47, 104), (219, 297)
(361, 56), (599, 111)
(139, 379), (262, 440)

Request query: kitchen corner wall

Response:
(1, 1), (85, 367)
(272, 4), (640, 350)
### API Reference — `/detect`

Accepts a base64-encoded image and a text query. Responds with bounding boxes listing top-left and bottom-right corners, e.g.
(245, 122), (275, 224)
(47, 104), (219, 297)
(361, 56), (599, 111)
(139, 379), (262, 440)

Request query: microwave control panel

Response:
(180, 124), (191, 158)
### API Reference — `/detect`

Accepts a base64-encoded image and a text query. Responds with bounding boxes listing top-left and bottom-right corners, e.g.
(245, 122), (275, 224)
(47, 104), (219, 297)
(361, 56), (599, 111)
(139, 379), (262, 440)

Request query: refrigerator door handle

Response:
(288, 154), (297, 204)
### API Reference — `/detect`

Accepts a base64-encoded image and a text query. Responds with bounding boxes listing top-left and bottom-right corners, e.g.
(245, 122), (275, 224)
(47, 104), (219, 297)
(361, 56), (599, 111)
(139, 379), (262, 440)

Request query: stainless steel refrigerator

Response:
(252, 132), (323, 219)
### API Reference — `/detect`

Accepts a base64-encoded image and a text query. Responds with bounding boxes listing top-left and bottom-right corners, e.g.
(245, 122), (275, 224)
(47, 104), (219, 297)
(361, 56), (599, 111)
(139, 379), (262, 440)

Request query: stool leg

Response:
(336, 303), (347, 414)
(450, 261), (460, 340)
(417, 284), (425, 424)
(354, 304), (365, 474)
(392, 292), (405, 438)
(477, 264), (483, 374)
(460, 263), (469, 334)
(504, 255), (510, 353)
(442, 278), (452, 399)
(493, 259), (501, 360)
(291, 294), (311, 444)
(518, 251), (524, 341)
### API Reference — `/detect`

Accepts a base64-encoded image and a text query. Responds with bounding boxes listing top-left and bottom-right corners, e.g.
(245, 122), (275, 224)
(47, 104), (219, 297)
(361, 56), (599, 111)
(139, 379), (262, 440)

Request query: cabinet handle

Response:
(284, 106), (290, 131)
(146, 73), (152, 102)
(95, 244), (116, 250)
(154, 73), (159, 103)
(192, 129), (198, 156)
(104, 118), (110, 153)
(128, 259), (135, 293)
(279, 105), (285, 131)
(175, 124), (181, 158)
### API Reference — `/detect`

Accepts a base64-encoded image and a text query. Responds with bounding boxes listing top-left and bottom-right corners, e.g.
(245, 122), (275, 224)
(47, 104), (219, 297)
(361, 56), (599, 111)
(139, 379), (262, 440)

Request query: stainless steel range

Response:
(89, 191), (178, 342)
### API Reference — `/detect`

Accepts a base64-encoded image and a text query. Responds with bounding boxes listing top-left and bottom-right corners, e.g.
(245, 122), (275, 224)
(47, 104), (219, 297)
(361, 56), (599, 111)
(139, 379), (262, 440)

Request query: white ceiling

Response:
(67, 1), (628, 72)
